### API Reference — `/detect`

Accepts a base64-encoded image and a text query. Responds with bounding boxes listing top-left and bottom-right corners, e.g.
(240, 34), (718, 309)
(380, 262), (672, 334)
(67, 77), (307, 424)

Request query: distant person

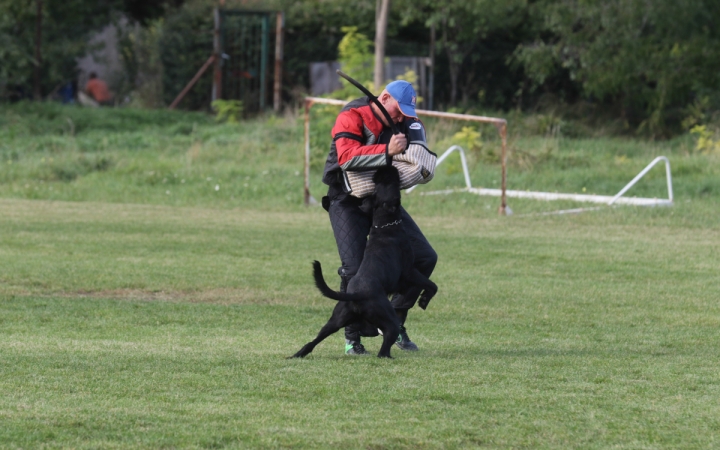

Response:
(59, 81), (76, 104)
(85, 72), (113, 106)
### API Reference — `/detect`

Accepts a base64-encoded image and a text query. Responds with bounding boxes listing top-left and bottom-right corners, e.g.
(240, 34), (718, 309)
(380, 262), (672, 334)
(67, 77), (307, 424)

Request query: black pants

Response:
(327, 192), (437, 342)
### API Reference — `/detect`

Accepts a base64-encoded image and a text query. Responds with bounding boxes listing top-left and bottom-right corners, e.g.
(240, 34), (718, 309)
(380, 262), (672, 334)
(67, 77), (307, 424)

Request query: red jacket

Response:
(322, 97), (427, 188)
(85, 78), (112, 102)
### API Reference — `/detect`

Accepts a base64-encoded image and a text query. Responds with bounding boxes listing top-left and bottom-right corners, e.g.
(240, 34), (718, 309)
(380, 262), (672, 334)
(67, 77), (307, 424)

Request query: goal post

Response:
(410, 148), (673, 208)
(303, 96), (510, 214)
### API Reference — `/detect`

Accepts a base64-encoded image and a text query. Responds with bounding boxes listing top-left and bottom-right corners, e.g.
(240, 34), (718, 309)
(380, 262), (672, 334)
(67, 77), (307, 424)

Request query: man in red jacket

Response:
(320, 80), (437, 355)
(85, 72), (113, 106)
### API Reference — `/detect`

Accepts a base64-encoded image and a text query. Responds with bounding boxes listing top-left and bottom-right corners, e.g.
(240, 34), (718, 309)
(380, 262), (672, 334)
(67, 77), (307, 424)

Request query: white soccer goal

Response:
(407, 145), (674, 208)
(302, 97), (673, 213)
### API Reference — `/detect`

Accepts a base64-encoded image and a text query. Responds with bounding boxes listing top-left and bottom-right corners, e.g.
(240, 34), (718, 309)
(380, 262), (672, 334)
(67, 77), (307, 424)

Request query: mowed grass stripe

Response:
(2, 198), (718, 298)
(1, 297), (719, 448)
(1, 199), (720, 447)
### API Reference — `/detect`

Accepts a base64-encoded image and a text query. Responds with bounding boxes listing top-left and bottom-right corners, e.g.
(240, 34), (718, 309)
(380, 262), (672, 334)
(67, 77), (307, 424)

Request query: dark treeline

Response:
(2, 0), (719, 136)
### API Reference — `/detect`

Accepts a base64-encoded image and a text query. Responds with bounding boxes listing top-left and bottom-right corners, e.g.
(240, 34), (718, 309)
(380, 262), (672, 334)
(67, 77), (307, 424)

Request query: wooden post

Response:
(373, 0), (390, 90)
(169, 55), (216, 110)
(273, 11), (284, 112)
(428, 23), (435, 110)
(212, 7), (222, 102)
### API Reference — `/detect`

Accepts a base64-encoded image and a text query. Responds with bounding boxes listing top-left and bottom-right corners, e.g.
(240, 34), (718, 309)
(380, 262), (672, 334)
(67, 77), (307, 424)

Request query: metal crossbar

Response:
(408, 146), (673, 207)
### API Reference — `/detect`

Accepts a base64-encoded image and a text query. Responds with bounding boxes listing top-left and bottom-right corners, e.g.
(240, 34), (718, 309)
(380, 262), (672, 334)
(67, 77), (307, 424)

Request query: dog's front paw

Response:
(417, 293), (433, 310)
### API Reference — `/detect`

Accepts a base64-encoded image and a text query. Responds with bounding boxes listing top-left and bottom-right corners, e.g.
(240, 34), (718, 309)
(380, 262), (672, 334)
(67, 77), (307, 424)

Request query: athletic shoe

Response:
(345, 340), (369, 355)
(395, 326), (418, 351)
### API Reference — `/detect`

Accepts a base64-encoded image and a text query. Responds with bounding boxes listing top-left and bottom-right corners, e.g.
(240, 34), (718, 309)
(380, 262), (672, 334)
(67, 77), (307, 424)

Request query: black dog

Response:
(290, 165), (438, 358)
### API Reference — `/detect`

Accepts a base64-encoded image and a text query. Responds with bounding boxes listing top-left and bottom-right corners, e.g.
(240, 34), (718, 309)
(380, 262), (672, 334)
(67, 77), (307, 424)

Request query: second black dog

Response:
(290, 165), (438, 358)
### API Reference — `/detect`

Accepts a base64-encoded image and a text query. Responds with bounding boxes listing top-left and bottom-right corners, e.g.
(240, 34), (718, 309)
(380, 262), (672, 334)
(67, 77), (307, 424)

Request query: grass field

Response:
(1, 103), (720, 448)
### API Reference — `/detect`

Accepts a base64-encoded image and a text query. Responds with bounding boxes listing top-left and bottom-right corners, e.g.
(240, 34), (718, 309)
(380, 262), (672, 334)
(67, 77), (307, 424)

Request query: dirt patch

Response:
(0, 198), (326, 230)
(4, 287), (299, 305)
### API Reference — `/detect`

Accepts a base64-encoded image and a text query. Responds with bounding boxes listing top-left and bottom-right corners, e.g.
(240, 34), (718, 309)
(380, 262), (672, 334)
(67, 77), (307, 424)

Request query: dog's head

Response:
(373, 164), (400, 186)
(372, 165), (401, 213)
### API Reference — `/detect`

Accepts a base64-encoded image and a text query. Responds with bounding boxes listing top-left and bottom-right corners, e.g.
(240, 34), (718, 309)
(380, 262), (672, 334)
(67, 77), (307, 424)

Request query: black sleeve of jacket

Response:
(404, 118), (428, 148)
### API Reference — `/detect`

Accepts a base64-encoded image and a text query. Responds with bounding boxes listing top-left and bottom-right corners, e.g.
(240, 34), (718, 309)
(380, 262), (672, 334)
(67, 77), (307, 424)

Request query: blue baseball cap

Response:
(386, 80), (417, 118)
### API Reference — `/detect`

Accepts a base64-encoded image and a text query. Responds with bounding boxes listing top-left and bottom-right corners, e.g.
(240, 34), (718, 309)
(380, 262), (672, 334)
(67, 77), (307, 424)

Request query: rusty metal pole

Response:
(168, 55), (216, 110)
(304, 98), (312, 205)
(212, 7), (222, 102)
(498, 122), (508, 215)
(273, 12), (284, 113)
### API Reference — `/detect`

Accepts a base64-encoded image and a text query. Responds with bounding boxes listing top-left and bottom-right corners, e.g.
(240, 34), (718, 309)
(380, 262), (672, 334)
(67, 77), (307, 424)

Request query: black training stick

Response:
(336, 70), (400, 136)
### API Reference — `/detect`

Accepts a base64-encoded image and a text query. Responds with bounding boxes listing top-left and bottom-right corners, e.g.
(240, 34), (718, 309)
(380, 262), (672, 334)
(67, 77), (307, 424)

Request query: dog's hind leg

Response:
(373, 299), (401, 358)
(377, 325), (400, 358)
(289, 321), (343, 358)
(289, 305), (358, 358)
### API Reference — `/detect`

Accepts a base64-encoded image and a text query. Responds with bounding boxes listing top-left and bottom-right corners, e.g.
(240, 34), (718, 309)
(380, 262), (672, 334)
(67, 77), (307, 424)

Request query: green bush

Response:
(211, 99), (244, 123)
(117, 19), (165, 108)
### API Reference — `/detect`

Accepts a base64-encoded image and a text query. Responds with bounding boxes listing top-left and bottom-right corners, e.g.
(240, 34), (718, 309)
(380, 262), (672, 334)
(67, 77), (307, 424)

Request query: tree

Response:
(0, 0), (182, 101)
(270, 0), (377, 94)
(513, 0), (720, 134)
(397, 0), (527, 107)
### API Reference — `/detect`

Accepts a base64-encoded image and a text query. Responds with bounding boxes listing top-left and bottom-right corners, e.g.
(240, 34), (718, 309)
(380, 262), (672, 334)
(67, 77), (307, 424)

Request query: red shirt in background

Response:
(85, 78), (112, 102)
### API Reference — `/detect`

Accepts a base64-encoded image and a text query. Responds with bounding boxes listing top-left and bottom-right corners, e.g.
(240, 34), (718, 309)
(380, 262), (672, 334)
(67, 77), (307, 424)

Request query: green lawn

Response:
(1, 104), (720, 448)
(2, 198), (720, 448)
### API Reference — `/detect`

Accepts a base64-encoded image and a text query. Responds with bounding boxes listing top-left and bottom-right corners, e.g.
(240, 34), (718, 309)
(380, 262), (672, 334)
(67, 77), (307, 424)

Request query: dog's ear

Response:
(359, 196), (374, 214)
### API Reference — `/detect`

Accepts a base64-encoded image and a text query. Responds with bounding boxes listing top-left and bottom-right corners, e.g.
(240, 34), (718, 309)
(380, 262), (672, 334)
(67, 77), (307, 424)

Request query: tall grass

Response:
(2, 102), (719, 215)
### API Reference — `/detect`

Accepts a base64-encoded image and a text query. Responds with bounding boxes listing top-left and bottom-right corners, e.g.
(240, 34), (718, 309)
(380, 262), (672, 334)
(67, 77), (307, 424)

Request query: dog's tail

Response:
(312, 260), (363, 302)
